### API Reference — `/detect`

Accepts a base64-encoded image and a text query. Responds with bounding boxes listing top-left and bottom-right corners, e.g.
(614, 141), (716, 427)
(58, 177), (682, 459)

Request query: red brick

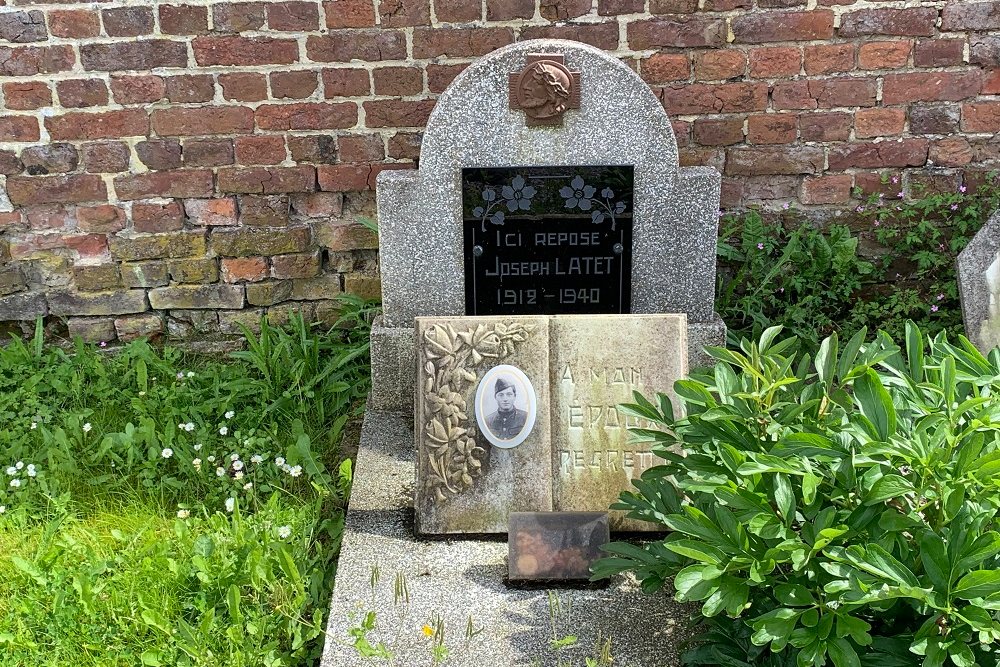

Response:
(488, 0), (534, 20)
(839, 8), (938, 37)
(183, 139), (234, 167)
(212, 2), (266, 32)
(102, 7), (154, 37)
(828, 139), (929, 170)
(7, 174), (107, 205)
(971, 36), (1000, 68)
(219, 73), (267, 102)
(388, 132), (422, 160)
(270, 71), (319, 99)
(914, 39), (965, 68)
(3, 82), (50, 110)
(663, 82), (768, 115)
(151, 107), (254, 136)
(808, 77), (876, 108)
(111, 75), (166, 105)
(882, 72), (983, 105)
(235, 136), (287, 165)
(256, 103), (357, 130)
(308, 31), (407, 62)
(57, 79), (109, 108)
(725, 146), (824, 175)
(222, 257), (268, 283)
(46, 110), (149, 141)
(0, 9), (44, 44)
(49, 9), (100, 38)
(267, 2), (320, 30)
(701, 0), (747, 9)
(136, 139), (182, 170)
(165, 75), (215, 104)
(271, 251), (321, 279)
(317, 164), (393, 191)
(986, 70), (1000, 96)
(942, 2), (1000, 31)
(693, 118), (745, 146)
(0, 116), (38, 142)
(436, 0), (481, 21)
(323, 69), (371, 97)
(538, 0), (590, 19)
(379, 0), (431, 27)
(217, 166), (316, 194)
(962, 102), (1000, 133)
(732, 10), (834, 44)
(628, 17), (726, 50)
(855, 108), (905, 139)
(21, 144), (78, 175)
(748, 114), (797, 144)
(801, 175), (852, 204)
(192, 37), (298, 66)
(77, 205), (126, 234)
(640, 53), (689, 84)
(82, 142), (130, 173)
(857, 41), (912, 70)
(694, 50), (746, 81)
(749, 47), (801, 78)
(930, 137), (973, 167)
(363, 99), (436, 128)
(185, 198), (238, 226)
(427, 64), (468, 94)
(159, 5), (209, 34)
(519, 24), (620, 51)
(772, 82), (816, 110)
(114, 170), (215, 200)
(373, 67), (424, 96)
(132, 201), (184, 233)
(803, 44), (854, 76)
(323, 0), (376, 28)
(911, 105), (960, 135)
(412, 27), (515, 58)
(599, 0), (643, 14)
(288, 135), (338, 163)
(338, 135), (385, 162)
(239, 195), (291, 226)
(24, 205), (73, 231)
(81, 42), (186, 72)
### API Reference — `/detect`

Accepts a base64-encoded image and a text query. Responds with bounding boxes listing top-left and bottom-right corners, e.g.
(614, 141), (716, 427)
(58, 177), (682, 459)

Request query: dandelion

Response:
(278, 525), (292, 539)
(225, 410), (235, 419)
(275, 457), (285, 467)
(219, 426), (228, 436)
(225, 498), (235, 513)
(162, 448), (173, 459)
(289, 465), (303, 478)
(30, 422), (36, 430)
(232, 460), (244, 471)
(422, 625), (434, 637)
(5, 467), (15, 476)
(216, 467), (226, 477)
(177, 509), (190, 519)
(194, 443), (202, 451)
(931, 305), (939, 313)
(82, 423), (92, 433)
(10, 479), (20, 488)
(250, 455), (263, 464)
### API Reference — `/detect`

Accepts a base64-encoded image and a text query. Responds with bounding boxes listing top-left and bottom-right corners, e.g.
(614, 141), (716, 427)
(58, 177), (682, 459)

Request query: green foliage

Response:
(717, 177), (1000, 353)
(0, 300), (374, 666)
(594, 325), (1000, 667)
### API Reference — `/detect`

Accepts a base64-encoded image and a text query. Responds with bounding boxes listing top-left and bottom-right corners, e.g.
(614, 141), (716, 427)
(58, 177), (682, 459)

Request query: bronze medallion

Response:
(509, 54), (581, 127)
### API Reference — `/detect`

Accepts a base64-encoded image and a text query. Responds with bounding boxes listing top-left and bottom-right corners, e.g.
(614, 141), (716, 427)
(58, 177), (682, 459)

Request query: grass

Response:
(0, 298), (376, 667)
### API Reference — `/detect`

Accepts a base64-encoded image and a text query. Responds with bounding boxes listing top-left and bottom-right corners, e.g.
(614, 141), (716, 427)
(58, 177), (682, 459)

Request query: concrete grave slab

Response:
(959, 210), (1000, 352)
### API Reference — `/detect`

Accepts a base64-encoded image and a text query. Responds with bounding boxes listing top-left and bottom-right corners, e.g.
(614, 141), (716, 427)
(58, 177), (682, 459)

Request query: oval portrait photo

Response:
(475, 365), (538, 449)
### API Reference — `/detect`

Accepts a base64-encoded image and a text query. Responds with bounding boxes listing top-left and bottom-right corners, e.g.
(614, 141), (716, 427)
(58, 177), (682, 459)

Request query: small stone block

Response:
(508, 512), (609, 583)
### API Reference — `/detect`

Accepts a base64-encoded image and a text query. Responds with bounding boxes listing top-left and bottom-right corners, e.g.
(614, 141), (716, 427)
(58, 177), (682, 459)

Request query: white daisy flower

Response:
(176, 372), (184, 380)
(177, 509), (190, 519)
(26, 465), (36, 477)
(234, 471), (244, 480)
(0, 506), (5, 514)
(15, 462), (23, 470)
(250, 455), (263, 464)
(289, 465), (302, 478)
(10, 479), (21, 488)
(277, 525), (291, 539)
(5, 467), (15, 476)
(184, 422), (195, 432)
(219, 426), (228, 436)
(30, 422), (37, 430)
(216, 466), (226, 477)
(161, 448), (173, 459)
(225, 410), (235, 419)
(192, 458), (202, 469)
(243, 482), (253, 490)
(82, 423), (92, 433)
(232, 460), (243, 471)
(275, 457), (285, 467)
(187, 371), (194, 378)
(207, 455), (216, 463)
(194, 443), (202, 451)
(225, 498), (235, 513)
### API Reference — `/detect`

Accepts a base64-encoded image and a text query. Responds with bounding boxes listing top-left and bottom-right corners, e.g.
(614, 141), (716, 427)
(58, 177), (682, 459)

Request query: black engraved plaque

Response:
(463, 166), (634, 316)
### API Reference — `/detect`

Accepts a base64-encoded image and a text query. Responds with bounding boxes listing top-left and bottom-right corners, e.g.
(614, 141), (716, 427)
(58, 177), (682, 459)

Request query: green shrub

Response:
(594, 325), (1000, 667)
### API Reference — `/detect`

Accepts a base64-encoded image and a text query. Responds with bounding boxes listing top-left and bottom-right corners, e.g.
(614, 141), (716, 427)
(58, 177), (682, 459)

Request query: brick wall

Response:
(0, 0), (996, 342)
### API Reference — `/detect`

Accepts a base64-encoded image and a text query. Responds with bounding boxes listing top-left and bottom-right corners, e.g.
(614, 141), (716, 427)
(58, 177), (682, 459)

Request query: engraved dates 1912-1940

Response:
(463, 166), (634, 316)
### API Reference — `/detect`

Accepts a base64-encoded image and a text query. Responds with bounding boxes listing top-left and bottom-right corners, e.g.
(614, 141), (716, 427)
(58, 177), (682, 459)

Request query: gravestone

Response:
(959, 211), (1000, 352)
(415, 314), (686, 535)
(371, 39), (725, 413)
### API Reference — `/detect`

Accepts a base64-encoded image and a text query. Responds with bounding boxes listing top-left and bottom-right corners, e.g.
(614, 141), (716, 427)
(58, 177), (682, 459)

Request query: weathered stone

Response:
(148, 284), (245, 310)
(271, 250), (321, 279)
(314, 220), (378, 250)
(210, 225), (311, 257)
(266, 300), (315, 325)
(0, 291), (47, 320)
(246, 280), (293, 306)
(290, 274), (342, 300)
(47, 289), (148, 316)
(167, 257), (219, 283)
(219, 308), (264, 335)
(114, 313), (163, 341)
(108, 230), (207, 261)
(343, 273), (381, 300)
(184, 197), (238, 226)
(72, 263), (122, 291)
(120, 261), (169, 288)
(170, 309), (219, 334)
(0, 265), (26, 297)
(67, 317), (116, 343)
